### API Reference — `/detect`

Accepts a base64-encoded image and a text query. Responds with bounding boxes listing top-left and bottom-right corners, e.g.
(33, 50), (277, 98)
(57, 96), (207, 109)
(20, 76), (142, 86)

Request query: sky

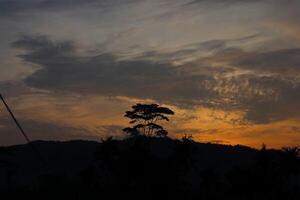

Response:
(0, 0), (300, 148)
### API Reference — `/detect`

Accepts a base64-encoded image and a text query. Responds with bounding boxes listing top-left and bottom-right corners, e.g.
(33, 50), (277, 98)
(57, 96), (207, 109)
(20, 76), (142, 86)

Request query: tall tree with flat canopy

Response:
(123, 103), (174, 137)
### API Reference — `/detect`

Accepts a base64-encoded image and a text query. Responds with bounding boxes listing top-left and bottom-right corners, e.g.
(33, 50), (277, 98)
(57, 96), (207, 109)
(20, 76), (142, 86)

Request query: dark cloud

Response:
(0, 114), (124, 146)
(12, 35), (75, 57)
(96, 125), (124, 138)
(137, 39), (227, 63)
(0, 0), (134, 17)
(174, 68), (300, 124)
(12, 35), (300, 124)
(0, 116), (89, 146)
(187, 0), (265, 4)
(13, 35), (219, 108)
(12, 35), (70, 49)
(212, 48), (300, 75)
(240, 49), (300, 74)
(0, 81), (35, 98)
(185, 0), (265, 7)
(137, 35), (259, 63)
(222, 75), (300, 124)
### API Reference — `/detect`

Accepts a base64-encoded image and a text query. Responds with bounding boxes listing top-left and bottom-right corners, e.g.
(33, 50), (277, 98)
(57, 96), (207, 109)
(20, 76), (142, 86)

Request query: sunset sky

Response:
(0, 0), (300, 148)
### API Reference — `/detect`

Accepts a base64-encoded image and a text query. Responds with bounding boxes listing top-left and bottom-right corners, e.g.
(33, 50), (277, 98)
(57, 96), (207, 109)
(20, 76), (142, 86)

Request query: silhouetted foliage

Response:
(279, 146), (300, 177)
(0, 147), (16, 189)
(174, 134), (196, 172)
(1, 138), (300, 200)
(123, 103), (174, 137)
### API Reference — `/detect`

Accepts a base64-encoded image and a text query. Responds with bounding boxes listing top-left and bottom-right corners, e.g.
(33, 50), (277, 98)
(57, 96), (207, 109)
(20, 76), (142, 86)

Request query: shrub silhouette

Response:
(279, 146), (300, 178)
(123, 103), (174, 137)
(0, 147), (16, 189)
(1, 131), (300, 200)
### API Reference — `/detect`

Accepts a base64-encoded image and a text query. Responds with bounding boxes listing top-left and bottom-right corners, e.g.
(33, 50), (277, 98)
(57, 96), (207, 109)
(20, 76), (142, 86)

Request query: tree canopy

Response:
(123, 103), (174, 137)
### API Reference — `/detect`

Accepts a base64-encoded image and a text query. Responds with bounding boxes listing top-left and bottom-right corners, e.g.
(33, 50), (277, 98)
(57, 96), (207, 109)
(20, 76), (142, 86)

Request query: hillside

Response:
(0, 137), (299, 200)
(2, 138), (256, 183)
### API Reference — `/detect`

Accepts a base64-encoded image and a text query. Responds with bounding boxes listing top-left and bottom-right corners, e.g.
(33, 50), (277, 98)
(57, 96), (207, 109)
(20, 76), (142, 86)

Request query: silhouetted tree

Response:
(123, 103), (174, 137)
(279, 146), (300, 177)
(0, 147), (16, 188)
(174, 134), (195, 171)
(281, 146), (300, 159)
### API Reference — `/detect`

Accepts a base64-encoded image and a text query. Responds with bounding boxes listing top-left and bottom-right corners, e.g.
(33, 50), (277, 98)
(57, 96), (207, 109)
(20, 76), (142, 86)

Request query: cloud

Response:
(210, 47), (300, 75)
(0, 114), (88, 146)
(230, 75), (300, 124)
(135, 39), (228, 64)
(12, 34), (75, 58)
(11, 35), (300, 125)
(134, 34), (261, 64)
(0, 0), (134, 17)
(183, 0), (267, 9)
(187, 0), (264, 5)
(12, 35), (220, 107)
(0, 116), (123, 146)
(264, 1), (300, 44)
(0, 90), (128, 146)
(0, 81), (36, 97)
(0, 0), (264, 18)
(1, 0), (300, 148)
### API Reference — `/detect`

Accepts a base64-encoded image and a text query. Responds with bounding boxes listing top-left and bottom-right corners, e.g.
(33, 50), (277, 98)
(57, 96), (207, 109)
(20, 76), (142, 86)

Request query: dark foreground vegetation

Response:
(0, 136), (299, 200)
(0, 103), (299, 199)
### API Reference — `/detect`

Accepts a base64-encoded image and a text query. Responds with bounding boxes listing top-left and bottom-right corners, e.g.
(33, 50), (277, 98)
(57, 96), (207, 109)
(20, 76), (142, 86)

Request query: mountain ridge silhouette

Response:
(2, 138), (256, 185)
(1, 137), (299, 200)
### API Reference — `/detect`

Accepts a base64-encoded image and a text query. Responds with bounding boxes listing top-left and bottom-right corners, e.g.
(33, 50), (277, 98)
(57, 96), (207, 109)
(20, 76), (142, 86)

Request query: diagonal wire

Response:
(0, 93), (45, 164)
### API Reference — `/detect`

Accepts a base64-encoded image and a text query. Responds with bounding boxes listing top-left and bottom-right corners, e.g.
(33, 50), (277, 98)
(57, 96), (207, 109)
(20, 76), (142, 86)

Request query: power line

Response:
(0, 94), (32, 144)
(0, 93), (45, 163)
